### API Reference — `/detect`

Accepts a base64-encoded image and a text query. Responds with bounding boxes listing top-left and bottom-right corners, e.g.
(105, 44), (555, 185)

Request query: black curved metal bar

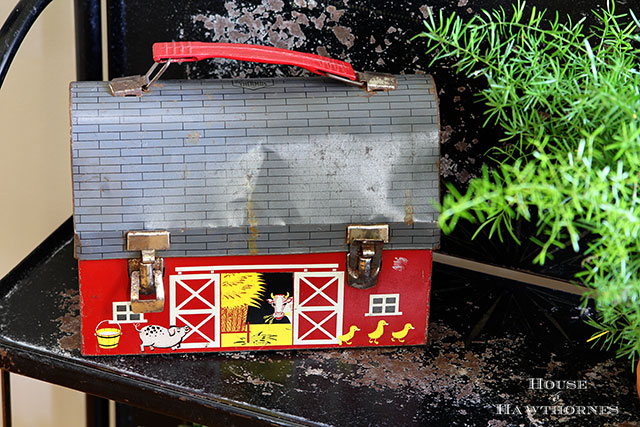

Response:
(0, 0), (53, 89)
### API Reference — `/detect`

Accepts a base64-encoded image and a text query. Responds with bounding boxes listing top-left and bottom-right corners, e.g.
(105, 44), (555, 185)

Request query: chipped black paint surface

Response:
(0, 223), (639, 425)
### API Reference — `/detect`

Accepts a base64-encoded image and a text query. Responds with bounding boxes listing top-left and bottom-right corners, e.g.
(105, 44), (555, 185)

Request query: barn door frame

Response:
(169, 273), (221, 349)
(293, 272), (344, 345)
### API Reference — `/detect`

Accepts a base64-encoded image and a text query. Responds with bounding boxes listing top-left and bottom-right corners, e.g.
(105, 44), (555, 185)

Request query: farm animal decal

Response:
(266, 292), (293, 322)
(368, 320), (389, 344)
(84, 258), (430, 354)
(136, 324), (190, 351)
(391, 323), (415, 343)
(229, 273), (295, 347)
(220, 273), (265, 333)
(339, 325), (360, 345)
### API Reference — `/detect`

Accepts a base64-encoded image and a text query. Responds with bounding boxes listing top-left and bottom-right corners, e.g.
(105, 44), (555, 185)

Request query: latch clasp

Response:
(346, 224), (389, 289)
(126, 231), (170, 313)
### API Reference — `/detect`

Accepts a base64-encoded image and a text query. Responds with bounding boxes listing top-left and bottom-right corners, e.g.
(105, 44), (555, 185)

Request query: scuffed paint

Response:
(332, 25), (355, 48)
(404, 190), (415, 226)
(419, 5), (432, 19)
(55, 288), (81, 352)
(439, 155), (457, 179)
(310, 13), (326, 29)
(326, 5), (346, 21)
(185, 1), (364, 75)
(191, 2), (308, 51)
(316, 46), (329, 57)
(186, 131), (200, 145)
(267, 0), (285, 12)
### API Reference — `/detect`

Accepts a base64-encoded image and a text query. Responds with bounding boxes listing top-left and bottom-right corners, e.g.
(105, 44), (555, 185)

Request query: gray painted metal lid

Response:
(71, 75), (439, 260)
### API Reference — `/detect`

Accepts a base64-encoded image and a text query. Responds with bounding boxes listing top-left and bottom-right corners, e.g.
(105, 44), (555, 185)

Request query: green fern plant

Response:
(413, 1), (640, 362)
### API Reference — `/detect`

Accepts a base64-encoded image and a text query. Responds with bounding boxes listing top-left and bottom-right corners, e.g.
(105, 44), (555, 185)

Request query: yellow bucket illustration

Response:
(95, 320), (122, 349)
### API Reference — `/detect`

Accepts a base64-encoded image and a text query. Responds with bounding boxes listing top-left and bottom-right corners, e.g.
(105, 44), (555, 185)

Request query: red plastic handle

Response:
(152, 42), (357, 81)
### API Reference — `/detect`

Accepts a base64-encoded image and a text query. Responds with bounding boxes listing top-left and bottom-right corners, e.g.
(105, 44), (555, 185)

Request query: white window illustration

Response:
(365, 294), (402, 316)
(110, 302), (147, 324)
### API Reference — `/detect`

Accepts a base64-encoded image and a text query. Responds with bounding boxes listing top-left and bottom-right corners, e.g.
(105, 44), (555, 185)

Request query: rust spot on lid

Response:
(247, 199), (259, 255)
(404, 190), (415, 226)
(186, 131), (200, 145)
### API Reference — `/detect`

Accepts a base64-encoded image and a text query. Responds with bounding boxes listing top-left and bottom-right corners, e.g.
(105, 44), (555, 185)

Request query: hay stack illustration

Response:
(220, 273), (265, 333)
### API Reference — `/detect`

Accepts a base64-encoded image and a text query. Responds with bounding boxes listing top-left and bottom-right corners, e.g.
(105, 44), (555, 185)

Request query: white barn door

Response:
(293, 272), (344, 345)
(169, 273), (221, 349)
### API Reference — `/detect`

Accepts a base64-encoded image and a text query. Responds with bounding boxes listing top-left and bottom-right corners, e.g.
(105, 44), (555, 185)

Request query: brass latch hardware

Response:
(325, 71), (398, 92)
(126, 230), (170, 313)
(358, 71), (398, 91)
(109, 60), (172, 97)
(346, 224), (389, 289)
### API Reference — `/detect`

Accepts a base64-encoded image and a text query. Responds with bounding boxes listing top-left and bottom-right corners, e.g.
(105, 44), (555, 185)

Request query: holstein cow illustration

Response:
(266, 292), (293, 323)
(135, 324), (190, 351)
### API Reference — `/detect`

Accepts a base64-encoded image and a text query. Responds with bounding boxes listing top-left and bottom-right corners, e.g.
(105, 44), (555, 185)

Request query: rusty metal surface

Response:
(1, 222), (639, 425)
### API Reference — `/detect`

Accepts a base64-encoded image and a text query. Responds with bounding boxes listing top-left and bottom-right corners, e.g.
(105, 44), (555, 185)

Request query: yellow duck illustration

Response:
(338, 325), (360, 345)
(391, 323), (415, 343)
(368, 320), (389, 344)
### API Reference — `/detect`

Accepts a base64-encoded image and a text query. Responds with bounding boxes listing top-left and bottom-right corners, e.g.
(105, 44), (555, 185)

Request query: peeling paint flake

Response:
(316, 46), (329, 57)
(311, 13), (326, 30)
(225, 2), (241, 18)
(292, 11), (309, 26)
(419, 5), (432, 19)
(266, 0), (285, 12)
(192, 2), (310, 53)
(55, 288), (81, 352)
(238, 13), (264, 32)
(193, 14), (215, 30)
(332, 26), (355, 49)
(326, 5), (345, 22)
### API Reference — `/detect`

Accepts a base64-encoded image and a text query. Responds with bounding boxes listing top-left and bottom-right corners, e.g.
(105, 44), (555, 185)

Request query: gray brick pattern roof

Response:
(71, 75), (440, 260)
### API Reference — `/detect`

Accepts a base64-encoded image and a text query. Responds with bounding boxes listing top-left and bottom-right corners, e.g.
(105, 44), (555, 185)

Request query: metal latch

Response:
(126, 231), (170, 313)
(346, 224), (389, 289)
(326, 71), (398, 92)
(109, 61), (172, 97)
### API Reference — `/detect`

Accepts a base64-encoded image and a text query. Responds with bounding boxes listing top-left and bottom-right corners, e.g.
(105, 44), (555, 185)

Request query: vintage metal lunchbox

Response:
(70, 43), (439, 355)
